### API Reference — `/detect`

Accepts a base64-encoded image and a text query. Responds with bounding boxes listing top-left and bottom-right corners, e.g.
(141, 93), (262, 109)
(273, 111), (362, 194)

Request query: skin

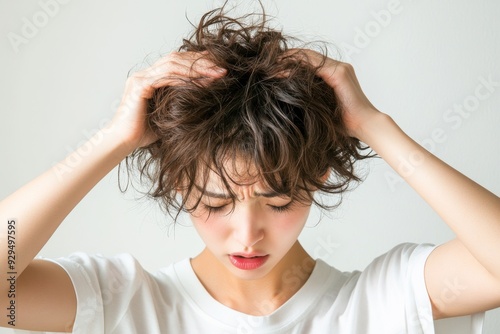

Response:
(1, 49), (499, 332)
(188, 164), (315, 315)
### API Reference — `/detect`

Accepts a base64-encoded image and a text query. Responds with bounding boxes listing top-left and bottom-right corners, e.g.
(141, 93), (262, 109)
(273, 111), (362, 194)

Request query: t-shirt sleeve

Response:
(35, 252), (147, 334)
(343, 243), (484, 334)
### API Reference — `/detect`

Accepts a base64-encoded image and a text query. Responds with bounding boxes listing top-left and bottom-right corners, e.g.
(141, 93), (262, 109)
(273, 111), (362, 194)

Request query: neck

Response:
(191, 241), (315, 315)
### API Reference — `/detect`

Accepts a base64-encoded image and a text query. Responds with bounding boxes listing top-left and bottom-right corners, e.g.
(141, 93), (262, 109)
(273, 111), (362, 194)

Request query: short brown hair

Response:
(124, 3), (374, 220)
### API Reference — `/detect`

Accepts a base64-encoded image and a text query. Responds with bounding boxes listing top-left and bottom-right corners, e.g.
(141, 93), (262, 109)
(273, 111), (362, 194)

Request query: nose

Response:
(232, 204), (264, 248)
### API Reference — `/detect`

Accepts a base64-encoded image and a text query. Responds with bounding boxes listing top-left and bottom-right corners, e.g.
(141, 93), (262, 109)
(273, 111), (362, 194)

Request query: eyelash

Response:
(202, 202), (293, 214)
(202, 204), (226, 214)
(270, 202), (293, 213)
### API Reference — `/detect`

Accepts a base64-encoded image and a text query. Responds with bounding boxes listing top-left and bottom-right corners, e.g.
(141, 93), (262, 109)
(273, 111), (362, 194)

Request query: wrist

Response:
(103, 120), (145, 154)
(94, 125), (138, 162)
(352, 111), (394, 145)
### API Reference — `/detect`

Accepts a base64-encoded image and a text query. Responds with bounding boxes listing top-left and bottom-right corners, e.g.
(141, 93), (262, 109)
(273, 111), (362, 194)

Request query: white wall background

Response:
(1, 0), (499, 333)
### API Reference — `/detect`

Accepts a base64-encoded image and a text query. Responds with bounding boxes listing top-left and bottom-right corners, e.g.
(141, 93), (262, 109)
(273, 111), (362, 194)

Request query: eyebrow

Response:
(201, 189), (285, 199)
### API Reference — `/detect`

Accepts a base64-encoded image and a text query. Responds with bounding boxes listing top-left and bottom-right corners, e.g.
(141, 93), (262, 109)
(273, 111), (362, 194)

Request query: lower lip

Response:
(229, 255), (269, 270)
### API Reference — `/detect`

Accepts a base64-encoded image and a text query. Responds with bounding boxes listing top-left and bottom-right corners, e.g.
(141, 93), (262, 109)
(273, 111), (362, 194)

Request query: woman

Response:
(1, 5), (499, 334)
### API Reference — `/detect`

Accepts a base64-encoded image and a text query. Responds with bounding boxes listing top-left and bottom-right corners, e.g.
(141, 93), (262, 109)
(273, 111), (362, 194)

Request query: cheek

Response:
(190, 214), (231, 244)
(277, 206), (311, 228)
(270, 207), (311, 236)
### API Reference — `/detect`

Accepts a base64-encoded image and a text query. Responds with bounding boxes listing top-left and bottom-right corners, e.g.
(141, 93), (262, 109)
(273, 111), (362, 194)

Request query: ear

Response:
(308, 169), (330, 193)
(320, 169), (331, 184)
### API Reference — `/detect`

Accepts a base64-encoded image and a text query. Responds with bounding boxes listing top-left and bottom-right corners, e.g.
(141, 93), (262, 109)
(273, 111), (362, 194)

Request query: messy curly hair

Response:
(125, 3), (373, 220)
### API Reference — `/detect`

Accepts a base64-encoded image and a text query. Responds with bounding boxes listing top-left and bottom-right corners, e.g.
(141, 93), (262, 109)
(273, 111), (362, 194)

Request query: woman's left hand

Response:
(291, 49), (381, 140)
(291, 52), (500, 321)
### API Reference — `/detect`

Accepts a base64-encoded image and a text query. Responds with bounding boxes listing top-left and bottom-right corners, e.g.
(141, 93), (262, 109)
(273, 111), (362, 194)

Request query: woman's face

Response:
(186, 164), (312, 280)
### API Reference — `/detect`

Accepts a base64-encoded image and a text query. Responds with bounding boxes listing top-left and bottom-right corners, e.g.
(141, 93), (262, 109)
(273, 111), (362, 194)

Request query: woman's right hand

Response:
(109, 51), (226, 151)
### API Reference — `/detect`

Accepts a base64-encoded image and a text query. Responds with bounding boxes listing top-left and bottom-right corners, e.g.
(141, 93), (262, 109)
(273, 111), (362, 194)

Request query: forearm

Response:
(0, 126), (133, 279)
(359, 112), (500, 279)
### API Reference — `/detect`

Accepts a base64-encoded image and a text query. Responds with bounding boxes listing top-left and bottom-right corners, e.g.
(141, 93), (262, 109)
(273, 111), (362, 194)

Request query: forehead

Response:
(200, 158), (280, 195)
(204, 156), (258, 184)
(203, 166), (263, 193)
(189, 154), (294, 200)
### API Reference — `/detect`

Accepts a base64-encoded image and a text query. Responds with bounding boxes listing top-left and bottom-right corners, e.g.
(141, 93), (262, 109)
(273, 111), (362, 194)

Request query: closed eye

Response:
(269, 201), (293, 213)
(201, 202), (235, 216)
(202, 204), (227, 213)
(201, 201), (294, 214)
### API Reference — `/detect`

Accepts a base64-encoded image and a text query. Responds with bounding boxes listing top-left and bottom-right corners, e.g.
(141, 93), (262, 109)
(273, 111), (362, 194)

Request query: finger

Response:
(144, 56), (225, 88)
(125, 51), (227, 101)
(190, 58), (227, 77)
(277, 49), (333, 82)
(291, 49), (348, 87)
(148, 63), (223, 89)
(278, 48), (315, 65)
(152, 51), (225, 77)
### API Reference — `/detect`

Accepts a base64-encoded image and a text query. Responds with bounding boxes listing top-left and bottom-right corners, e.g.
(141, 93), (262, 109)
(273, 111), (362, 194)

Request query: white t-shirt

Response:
(30, 243), (484, 334)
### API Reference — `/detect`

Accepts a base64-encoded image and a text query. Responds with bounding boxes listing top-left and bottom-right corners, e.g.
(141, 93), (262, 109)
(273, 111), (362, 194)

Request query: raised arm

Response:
(300, 49), (500, 319)
(0, 52), (225, 332)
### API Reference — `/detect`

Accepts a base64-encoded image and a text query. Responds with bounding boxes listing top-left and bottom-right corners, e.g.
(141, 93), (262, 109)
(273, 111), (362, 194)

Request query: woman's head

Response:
(126, 4), (372, 220)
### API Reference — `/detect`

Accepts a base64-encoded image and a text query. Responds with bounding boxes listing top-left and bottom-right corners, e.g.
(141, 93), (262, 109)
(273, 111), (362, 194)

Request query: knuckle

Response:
(125, 75), (146, 91)
(125, 75), (138, 86)
(169, 51), (182, 60)
(335, 63), (354, 76)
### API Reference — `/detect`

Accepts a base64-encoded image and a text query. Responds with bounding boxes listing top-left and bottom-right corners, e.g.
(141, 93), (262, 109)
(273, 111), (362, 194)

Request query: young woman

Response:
(1, 5), (499, 334)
